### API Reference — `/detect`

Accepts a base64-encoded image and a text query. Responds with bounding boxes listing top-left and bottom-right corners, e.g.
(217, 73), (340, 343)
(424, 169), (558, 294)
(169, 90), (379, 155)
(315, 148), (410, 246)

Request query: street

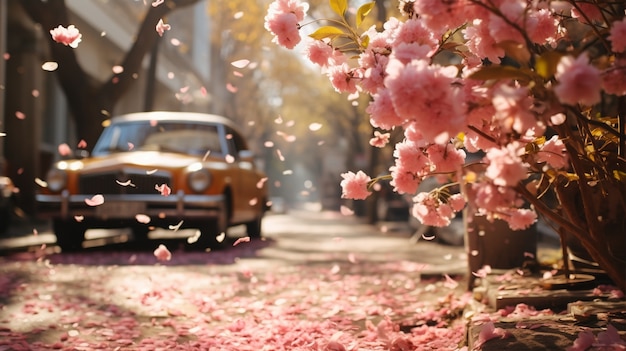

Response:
(0, 205), (471, 350)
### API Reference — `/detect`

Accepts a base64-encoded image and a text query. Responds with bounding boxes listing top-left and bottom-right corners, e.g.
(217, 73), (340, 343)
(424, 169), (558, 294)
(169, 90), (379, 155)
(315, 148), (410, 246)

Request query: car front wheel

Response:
(53, 219), (86, 252)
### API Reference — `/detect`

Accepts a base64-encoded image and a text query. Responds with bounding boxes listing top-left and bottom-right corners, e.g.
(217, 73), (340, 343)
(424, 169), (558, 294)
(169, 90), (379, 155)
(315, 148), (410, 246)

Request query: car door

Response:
(224, 127), (262, 223)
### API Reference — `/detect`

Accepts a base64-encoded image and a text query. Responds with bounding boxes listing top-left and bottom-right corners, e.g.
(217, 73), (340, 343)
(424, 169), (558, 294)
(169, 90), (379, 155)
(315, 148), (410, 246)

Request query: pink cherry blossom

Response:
(504, 208), (537, 230)
(554, 54), (602, 106)
(327, 63), (358, 94)
(367, 90), (405, 130)
(340, 171), (372, 200)
(389, 164), (421, 195)
(264, 0), (308, 50)
(153, 244), (172, 261)
(384, 58), (465, 144)
(535, 135), (568, 169)
(369, 131), (391, 148)
(602, 64), (626, 96)
(485, 143), (528, 187)
(49, 25), (82, 48)
(608, 18), (626, 53)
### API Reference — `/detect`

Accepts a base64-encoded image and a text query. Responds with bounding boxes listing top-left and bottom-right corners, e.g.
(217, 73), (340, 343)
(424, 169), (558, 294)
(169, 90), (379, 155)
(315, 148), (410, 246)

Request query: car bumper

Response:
(36, 190), (224, 221)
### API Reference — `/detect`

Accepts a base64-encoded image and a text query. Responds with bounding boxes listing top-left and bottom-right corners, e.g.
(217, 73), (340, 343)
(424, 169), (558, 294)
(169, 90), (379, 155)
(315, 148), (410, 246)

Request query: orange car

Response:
(36, 111), (269, 251)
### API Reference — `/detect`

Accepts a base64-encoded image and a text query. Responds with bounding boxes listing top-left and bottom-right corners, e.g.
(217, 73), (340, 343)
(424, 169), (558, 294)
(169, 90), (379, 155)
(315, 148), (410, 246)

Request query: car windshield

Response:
(92, 120), (223, 156)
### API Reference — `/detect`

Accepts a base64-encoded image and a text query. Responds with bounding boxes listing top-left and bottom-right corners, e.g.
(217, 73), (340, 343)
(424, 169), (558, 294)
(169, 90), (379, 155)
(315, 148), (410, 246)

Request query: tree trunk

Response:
(20, 0), (200, 150)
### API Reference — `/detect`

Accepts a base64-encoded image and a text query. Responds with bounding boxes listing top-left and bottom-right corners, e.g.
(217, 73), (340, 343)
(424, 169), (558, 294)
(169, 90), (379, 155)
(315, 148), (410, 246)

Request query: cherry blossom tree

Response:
(265, 0), (626, 293)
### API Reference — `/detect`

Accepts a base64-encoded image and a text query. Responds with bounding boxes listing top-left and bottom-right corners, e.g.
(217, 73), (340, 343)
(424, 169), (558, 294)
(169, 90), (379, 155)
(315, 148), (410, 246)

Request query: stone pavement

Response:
(465, 268), (626, 350)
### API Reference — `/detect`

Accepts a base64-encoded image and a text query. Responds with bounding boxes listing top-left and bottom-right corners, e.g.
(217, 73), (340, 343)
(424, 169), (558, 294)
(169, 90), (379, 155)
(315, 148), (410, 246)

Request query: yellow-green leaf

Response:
(360, 34), (370, 49)
(330, 0), (348, 16)
(614, 170), (626, 181)
(356, 2), (375, 27)
(309, 26), (345, 40)
(535, 51), (563, 79)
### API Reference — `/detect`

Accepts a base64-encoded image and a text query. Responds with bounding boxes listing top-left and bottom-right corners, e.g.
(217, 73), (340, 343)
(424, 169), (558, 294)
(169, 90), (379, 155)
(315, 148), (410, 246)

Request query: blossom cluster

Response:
(265, 0), (626, 235)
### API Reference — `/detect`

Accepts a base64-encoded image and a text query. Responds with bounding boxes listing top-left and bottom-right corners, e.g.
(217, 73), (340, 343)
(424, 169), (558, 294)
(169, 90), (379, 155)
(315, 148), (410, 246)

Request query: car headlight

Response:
(188, 169), (211, 193)
(46, 168), (67, 193)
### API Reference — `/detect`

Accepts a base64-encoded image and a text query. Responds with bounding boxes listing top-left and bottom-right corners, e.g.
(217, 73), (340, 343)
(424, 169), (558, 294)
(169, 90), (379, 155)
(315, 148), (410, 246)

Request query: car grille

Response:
(79, 171), (172, 195)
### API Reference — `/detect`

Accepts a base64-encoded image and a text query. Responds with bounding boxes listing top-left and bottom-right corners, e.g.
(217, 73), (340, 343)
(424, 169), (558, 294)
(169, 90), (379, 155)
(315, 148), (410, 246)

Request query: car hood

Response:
(77, 151), (202, 172)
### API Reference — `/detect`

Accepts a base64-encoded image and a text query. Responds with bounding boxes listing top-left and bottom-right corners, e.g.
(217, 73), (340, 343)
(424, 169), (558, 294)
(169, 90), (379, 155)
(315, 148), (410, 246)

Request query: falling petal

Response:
(42, 61), (59, 71)
(15, 111), (26, 120)
(77, 139), (87, 148)
(348, 253), (357, 263)
(264, 141), (274, 147)
(309, 123), (323, 131)
(170, 38), (181, 46)
(135, 214), (151, 224)
(276, 149), (285, 161)
(35, 178), (48, 188)
(200, 150), (211, 162)
(153, 244), (172, 261)
(340, 206), (354, 216)
(155, 184), (171, 196)
(248, 198), (258, 206)
(233, 71), (243, 77)
(231, 59), (250, 69)
(226, 83), (238, 93)
(330, 264), (341, 275)
(274, 116), (283, 124)
(32, 89), (40, 97)
(422, 232), (436, 241)
(85, 194), (105, 206)
(234, 11), (244, 19)
(187, 230), (201, 244)
(112, 65), (124, 74)
(152, 0), (165, 7)
(74, 215), (84, 222)
(225, 154), (235, 163)
(128, 142), (135, 150)
(169, 220), (184, 231)
(116, 179), (136, 187)
(216, 232), (226, 243)
(147, 169), (158, 175)
(233, 237), (250, 246)
(282, 170), (293, 175)
(58, 143), (72, 156)
(256, 177), (268, 189)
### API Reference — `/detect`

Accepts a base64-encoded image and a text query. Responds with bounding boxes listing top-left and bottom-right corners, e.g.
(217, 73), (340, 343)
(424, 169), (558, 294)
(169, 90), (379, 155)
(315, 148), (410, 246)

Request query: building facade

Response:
(0, 0), (213, 214)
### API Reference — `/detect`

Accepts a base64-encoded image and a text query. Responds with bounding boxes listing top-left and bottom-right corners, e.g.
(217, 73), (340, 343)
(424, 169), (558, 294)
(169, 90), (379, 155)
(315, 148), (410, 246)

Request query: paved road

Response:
(0, 207), (471, 350)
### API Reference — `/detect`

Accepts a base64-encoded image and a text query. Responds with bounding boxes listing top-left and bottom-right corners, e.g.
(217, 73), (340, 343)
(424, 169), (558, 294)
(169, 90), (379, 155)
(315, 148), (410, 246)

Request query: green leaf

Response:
(330, 0), (348, 17)
(309, 26), (345, 40)
(468, 65), (531, 82)
(356, 2), (375, 27)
